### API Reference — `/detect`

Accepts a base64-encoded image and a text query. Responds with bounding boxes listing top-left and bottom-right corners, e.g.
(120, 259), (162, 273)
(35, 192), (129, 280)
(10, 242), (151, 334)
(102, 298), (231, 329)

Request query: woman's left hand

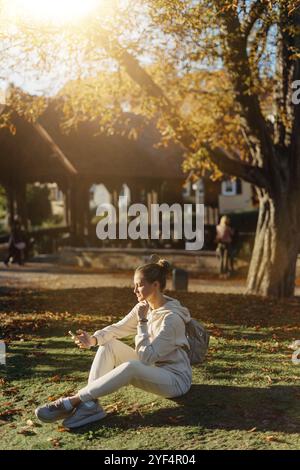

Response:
(137, 300), (149, 320)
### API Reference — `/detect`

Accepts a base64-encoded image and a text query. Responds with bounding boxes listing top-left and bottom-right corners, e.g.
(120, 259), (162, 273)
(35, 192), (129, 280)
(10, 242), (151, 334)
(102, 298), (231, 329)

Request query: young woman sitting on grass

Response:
(35, 258), (192, 429)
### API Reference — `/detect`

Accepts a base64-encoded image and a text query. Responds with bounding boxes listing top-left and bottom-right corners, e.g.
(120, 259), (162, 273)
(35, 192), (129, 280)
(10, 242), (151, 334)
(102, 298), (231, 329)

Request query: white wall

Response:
(219, 181), (254, 214)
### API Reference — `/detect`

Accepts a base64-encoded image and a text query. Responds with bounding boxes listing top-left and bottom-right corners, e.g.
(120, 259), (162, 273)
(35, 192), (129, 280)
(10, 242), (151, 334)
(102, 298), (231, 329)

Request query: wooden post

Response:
(69, 183), (78, 243)
(15, 182), (28, 230)
(5, 184), (16, 227)
(64, 187), (71, 227)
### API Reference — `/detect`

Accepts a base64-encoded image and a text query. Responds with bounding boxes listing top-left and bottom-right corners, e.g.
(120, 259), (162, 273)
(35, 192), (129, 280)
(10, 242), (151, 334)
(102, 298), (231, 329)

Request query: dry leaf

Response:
(3, 387), (19, 396)
(51, 438), (61, 448)
(168, 415), (185, 424)
(0, 409), (23, 420)
(248, 427), (257, 433)
(47, 375), (61, 383)
(57, 426), (70, 432)
(265, 435), (279, 442)
(17, 427), (37, 436)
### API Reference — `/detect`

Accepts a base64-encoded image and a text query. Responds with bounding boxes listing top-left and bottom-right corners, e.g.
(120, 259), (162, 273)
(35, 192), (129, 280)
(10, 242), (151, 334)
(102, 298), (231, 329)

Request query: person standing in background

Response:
(215, 216), (234, 279)
(3, 216), (26, 267)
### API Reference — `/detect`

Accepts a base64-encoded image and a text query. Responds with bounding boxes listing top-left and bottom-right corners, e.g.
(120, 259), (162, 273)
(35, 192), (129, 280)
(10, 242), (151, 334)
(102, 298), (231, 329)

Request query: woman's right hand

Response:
(72, 330), (96, 349)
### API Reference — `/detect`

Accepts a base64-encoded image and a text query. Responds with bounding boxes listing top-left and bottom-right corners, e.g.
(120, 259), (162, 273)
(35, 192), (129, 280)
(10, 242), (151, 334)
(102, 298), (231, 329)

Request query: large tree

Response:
(1, 0), (300, 297)
(97, 0), (300, 298)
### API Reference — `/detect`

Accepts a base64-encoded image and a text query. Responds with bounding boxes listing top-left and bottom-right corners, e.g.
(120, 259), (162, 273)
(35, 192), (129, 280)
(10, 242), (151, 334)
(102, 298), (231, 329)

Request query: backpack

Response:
(185, 319), (210, 365)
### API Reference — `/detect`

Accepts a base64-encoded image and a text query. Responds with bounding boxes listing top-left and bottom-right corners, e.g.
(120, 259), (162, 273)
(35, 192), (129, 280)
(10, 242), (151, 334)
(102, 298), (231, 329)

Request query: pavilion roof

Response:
(39, 105), (185, 181)
(0, 101), (186, 186)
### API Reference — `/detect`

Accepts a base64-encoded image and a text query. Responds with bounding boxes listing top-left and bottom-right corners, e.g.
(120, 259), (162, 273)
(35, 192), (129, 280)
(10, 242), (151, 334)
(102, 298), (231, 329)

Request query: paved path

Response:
(0, 262), (248, 294)
(1, 262), (299, 295)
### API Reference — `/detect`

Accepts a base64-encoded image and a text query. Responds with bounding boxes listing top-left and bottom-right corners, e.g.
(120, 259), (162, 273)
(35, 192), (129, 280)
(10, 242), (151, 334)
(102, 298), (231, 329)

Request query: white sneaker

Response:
(62, 401), (107, 429)
(35, 398), (73, 423)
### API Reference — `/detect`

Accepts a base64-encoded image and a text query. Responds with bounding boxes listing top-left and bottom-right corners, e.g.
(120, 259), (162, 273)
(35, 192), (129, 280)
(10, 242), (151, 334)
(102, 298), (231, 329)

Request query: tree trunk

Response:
(246, 190), (300, 298)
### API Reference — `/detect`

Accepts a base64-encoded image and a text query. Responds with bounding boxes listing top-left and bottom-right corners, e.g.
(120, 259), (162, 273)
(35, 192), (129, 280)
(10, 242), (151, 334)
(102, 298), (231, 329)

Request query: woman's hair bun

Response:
(157, 258), (171, 272)
(149, 253), (160, 263)
(148, 254), (171, 272)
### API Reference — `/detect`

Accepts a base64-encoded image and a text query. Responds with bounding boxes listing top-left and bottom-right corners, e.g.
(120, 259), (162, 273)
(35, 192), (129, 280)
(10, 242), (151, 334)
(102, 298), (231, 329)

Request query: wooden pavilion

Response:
(0, 103), (187, 244)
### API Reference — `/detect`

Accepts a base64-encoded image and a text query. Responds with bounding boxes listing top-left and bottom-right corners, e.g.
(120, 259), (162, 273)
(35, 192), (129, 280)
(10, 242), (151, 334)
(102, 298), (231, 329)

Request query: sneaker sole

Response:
(63, 410), (107, 429)
(35, 408), (71, 423)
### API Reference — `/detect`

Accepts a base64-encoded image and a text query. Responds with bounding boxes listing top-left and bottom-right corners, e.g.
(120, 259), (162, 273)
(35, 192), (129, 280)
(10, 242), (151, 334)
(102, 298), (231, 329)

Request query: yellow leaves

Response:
(47, 396), (59, 402)
(6, 87), (47, 123)
(220, 1), (239, 13)
(104, 400), (125, 415)
(288, 0), (300, 15)
(128, 402), (144, 418)
(1, 309), (73, 340)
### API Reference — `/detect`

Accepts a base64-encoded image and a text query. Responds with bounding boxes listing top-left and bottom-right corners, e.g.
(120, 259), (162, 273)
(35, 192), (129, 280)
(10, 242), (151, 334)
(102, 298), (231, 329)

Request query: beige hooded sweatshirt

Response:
(93, 295), (192, 391)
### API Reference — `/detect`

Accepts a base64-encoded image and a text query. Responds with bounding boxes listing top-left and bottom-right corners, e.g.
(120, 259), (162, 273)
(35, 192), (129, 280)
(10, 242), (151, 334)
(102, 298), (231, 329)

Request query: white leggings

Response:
(78, 339), (187, 402)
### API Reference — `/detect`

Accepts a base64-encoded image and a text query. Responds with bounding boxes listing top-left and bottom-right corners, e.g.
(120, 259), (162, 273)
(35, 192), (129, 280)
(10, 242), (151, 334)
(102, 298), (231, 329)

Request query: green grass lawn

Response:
(0, 286), (300, 450)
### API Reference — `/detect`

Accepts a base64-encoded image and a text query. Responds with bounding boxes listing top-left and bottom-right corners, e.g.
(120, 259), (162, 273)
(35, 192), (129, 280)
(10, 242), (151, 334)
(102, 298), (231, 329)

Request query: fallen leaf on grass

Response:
(47, 438), (61, 448)
(26, 399), (39, 406)
(1, 402), (13, 407)
(47, 396), (60, 402)
(0, 409), (23, 420)
(3, 387), (19, 396)
(129, 403), (144, 418)
(30, 351), (46, 358)
(17, 427), (37, 436)
(248, 427), (257, 433)
(265, 435), (280, 442)
(57, 426), (70, 432)
(167, 415), (185, 424)
(47, 375), (61, 383)
(104, 401), (124, 414)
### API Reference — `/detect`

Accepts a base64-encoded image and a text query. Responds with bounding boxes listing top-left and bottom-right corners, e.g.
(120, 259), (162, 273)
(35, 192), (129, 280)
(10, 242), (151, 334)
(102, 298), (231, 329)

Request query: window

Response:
(192, 179), (204, 196)
(221, 179), (242, 196)
(236, 179), (242, 194)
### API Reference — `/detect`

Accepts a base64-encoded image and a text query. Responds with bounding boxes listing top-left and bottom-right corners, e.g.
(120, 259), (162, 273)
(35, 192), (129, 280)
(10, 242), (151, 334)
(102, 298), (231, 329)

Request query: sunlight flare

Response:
(4, 0), (101, 25)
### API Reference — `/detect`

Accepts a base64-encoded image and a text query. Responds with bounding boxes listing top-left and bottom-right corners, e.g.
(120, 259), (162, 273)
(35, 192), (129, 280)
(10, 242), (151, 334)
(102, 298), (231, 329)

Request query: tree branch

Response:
(242, 0), (269, 38)
(96, 29), (197, 153)
(96, 26), (271, 191)
(204, 144), (270, 190)
(215, 2), (277, 178)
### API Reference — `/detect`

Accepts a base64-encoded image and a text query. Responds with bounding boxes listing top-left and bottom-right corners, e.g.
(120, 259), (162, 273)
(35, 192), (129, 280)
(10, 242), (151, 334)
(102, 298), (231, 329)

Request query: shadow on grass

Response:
(5, 342), (93, 380)
(1, 286), (300, 324)
(70, 384), (300, 436)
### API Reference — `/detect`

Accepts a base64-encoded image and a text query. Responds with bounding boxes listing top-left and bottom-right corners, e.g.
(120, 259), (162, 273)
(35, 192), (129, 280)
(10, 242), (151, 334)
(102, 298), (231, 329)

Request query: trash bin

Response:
(172, 268), (188, 291)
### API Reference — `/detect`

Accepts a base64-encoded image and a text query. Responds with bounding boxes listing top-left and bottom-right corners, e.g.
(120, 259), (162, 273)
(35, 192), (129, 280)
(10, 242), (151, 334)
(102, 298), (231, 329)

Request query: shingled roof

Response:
(38, 104), (185, 181)
(0, 101), (186, 186)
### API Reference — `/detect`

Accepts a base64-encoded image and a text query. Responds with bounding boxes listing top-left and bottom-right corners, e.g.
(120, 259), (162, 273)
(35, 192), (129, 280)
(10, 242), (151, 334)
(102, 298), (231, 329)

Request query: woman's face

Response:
(133, 271), (159, 302)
